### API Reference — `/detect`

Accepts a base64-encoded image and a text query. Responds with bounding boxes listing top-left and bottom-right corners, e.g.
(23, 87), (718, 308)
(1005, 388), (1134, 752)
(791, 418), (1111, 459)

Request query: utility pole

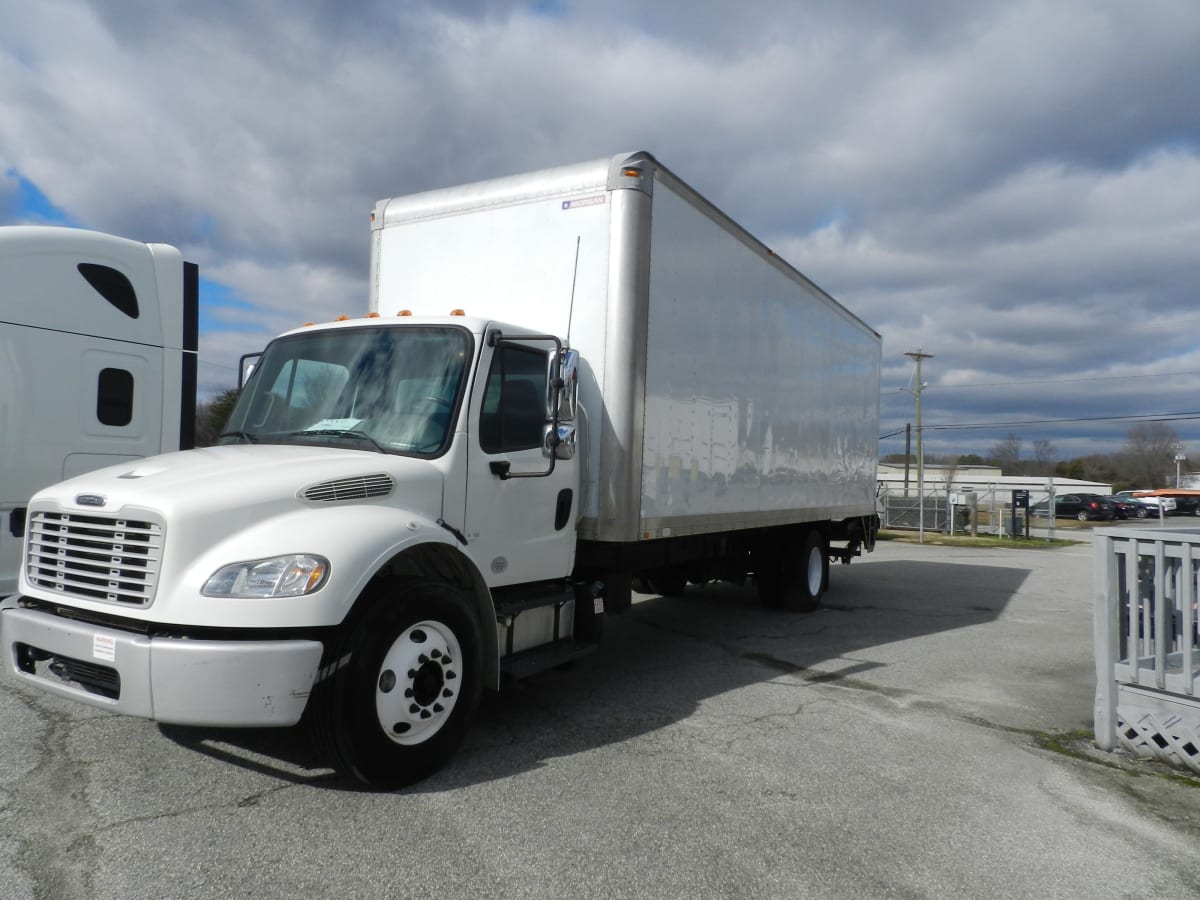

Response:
(903, 423), (911, 495)
(905, 349), (934, 543)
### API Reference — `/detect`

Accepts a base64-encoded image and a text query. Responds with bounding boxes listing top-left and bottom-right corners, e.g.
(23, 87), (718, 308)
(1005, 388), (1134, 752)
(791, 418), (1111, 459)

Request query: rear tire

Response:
(755, 530), (826, 612)
(308, 580), (483, 789)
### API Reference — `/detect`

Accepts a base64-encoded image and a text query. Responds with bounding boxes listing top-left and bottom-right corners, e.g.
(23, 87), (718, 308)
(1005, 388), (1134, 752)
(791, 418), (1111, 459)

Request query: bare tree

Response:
(989, 433), (1022, 474)
(1032, 439), (1056, 470)
(1122, 422), (1182, 487)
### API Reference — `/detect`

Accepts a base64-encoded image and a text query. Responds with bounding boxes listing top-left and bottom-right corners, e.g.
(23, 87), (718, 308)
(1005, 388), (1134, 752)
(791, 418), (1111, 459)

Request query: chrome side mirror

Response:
(557, 349), (579, 422)
(553, 424), (576, 460)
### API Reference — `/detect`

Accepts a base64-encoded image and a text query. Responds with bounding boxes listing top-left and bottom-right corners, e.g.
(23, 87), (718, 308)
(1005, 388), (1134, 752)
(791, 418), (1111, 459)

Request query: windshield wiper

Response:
(218, 430), (259, 444)
(287, 429), (387, 453)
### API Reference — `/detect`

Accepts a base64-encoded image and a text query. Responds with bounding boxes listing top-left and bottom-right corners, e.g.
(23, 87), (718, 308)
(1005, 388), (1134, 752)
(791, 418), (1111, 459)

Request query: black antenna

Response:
(566, 236), (581, 346)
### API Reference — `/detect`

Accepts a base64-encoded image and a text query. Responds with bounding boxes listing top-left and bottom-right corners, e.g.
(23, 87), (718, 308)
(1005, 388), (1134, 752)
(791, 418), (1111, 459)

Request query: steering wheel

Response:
(418, 395), (451, 412)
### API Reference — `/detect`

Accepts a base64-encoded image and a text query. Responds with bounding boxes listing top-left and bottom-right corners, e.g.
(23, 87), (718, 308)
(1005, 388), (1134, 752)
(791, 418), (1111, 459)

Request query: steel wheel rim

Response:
(806, 544), (823, 596)
(375, 619), (463, 746)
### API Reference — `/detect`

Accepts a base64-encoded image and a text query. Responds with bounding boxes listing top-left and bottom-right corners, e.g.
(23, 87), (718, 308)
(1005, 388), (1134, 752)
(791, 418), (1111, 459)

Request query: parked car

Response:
(1155, 492), (1200, 516)
(1030, 493), (1117, 521)
(1112, 490), (1176, 515)
(1106, 496), (1154, 519)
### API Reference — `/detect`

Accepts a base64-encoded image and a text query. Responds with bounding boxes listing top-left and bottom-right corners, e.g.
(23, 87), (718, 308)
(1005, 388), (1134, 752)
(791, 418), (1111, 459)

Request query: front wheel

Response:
(308, 581), (483, 788)
(1077, 511), (1090, 521)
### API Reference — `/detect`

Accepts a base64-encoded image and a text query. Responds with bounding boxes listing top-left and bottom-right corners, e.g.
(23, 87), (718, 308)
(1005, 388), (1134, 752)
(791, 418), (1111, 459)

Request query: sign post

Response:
(1011, 489), (1030, 540)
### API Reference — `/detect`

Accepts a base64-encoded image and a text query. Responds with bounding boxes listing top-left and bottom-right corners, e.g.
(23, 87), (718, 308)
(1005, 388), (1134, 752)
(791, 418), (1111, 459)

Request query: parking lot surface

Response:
(2, 539), (1198, 899)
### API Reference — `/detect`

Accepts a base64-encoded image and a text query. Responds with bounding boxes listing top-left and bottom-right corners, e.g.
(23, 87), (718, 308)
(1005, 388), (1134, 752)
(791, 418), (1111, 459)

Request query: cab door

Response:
(463, 335), (577, 586)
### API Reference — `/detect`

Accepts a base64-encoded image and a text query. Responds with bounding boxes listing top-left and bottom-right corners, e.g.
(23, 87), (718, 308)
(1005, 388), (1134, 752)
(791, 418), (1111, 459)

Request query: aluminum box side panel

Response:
(637, 172), (881, 539)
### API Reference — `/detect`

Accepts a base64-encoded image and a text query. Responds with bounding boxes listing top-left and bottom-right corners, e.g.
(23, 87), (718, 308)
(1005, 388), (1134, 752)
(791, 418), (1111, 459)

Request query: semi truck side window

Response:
(97, 367), (134, 426)
(479, 346), (548, 453)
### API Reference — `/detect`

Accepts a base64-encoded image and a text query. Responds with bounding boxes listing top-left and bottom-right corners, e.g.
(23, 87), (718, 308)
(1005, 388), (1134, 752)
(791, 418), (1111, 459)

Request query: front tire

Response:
(1077, 511), (1089, 521)
(309, 581), (483, 789)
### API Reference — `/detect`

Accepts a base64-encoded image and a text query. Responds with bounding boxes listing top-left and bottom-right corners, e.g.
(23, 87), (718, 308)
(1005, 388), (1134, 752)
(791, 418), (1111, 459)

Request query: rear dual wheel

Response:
(755, 530), (828, 613)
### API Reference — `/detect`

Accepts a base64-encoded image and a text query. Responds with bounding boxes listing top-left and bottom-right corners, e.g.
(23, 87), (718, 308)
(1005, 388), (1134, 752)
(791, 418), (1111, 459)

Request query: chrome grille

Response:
(303, 474), (393, 502)
(25, 511), (163, 607)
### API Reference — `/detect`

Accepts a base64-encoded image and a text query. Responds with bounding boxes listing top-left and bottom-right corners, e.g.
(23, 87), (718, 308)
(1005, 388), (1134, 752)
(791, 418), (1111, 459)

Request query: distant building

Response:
(877, 463), (1111, 503)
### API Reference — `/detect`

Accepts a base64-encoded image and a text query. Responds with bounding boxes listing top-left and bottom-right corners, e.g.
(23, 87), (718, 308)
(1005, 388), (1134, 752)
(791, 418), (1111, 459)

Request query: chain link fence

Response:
(877, 485), (1047, 536)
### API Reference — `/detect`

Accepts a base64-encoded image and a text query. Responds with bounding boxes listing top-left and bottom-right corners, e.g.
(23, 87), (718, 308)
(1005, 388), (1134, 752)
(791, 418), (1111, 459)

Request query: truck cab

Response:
(222, 314), (580, 587)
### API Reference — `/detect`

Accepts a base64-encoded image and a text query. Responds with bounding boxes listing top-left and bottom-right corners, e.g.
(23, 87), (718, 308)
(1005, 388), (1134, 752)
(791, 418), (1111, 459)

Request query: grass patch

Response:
(1034, 729), (1200, 788)
(877, 529), (1080, 549)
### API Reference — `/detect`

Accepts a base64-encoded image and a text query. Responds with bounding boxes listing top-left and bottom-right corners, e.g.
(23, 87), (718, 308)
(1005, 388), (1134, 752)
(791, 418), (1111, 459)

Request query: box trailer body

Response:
(370, 151), (880, 549)
(2, 154), (879, 788)
(0, 226), (198, 597)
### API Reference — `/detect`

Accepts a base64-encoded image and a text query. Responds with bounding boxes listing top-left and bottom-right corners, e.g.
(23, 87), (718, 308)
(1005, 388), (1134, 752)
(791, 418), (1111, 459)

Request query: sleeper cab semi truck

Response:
(1, 152), (881, 788)
(0, 226), (197, 599)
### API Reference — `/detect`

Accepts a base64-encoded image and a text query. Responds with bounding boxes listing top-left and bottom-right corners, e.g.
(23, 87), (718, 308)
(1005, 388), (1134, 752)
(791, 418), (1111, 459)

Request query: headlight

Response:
(202, 555), (330, 598)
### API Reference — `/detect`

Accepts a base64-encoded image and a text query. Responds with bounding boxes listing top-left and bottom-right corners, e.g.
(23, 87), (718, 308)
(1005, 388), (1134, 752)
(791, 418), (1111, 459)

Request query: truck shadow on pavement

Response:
(159, 557), (1030, 791)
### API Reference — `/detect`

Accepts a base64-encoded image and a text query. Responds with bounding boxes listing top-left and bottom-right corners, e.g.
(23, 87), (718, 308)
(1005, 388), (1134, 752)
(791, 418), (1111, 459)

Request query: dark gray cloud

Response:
(1, 0), (1197, 462)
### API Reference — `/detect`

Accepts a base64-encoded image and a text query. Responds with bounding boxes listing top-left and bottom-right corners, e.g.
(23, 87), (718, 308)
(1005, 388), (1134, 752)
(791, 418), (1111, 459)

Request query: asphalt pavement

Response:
(1, 538), (1198, 899)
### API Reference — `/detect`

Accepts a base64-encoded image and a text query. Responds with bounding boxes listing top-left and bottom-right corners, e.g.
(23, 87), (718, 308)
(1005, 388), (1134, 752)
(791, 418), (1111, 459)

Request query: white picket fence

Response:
(1094, 526), (1200, 773)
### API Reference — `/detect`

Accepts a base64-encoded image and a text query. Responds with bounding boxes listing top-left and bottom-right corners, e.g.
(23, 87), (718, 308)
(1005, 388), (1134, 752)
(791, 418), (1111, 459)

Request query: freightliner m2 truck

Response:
(1, 153), (880, 787)
(0, 226), (197, 599)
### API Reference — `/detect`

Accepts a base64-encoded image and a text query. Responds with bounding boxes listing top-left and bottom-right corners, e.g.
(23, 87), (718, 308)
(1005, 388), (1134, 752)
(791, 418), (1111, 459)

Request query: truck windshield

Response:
(219, 325), (471, 456)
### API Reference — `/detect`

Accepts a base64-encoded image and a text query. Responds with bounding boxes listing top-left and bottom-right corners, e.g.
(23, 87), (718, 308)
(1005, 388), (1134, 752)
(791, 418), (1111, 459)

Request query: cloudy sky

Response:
(2, 0), (1198, 463)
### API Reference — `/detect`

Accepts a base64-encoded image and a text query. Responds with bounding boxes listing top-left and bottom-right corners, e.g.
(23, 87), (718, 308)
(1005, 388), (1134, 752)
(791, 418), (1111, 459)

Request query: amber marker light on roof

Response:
(622, 167), (641, 177)
(450, 309), (466, 316)
(366, 311), (380, 318)
(397, 309), (413, 316)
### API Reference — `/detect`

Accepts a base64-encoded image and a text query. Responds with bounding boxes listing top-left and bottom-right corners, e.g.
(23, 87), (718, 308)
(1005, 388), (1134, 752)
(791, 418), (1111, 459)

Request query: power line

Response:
(936, 372), (1200, 388)
(883, 369), (1200, 398)
(922, 411), (1200, 432)
(878, 410), (1200, 441)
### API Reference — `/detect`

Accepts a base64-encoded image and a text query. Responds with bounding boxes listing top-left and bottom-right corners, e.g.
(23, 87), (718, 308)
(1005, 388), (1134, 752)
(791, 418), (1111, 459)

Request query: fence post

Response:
(1093, 531), (1118, 751)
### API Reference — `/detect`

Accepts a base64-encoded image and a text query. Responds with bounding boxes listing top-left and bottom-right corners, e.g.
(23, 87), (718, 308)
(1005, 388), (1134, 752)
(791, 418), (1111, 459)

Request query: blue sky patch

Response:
(4, 169), (74, 225)
(198, 279), (258, 331)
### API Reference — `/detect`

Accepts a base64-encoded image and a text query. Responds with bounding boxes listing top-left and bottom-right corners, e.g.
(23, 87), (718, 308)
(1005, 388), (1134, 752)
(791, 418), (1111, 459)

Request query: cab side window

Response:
(97, 367), (134, 426)
(479, 346), (547, 453)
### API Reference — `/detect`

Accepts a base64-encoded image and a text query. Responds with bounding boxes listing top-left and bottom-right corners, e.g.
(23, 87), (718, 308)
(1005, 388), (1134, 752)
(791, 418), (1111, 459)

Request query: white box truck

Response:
(0, 226), (198, 598)
(1, 153), (880, 787)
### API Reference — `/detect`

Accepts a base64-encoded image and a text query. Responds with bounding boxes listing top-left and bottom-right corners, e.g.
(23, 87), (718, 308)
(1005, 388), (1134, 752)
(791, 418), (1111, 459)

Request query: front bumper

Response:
(0, 605), (323, 727)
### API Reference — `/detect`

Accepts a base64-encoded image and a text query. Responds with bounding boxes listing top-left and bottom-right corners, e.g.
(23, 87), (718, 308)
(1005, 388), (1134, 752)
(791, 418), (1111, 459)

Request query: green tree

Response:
(194, 388), (241, 447)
